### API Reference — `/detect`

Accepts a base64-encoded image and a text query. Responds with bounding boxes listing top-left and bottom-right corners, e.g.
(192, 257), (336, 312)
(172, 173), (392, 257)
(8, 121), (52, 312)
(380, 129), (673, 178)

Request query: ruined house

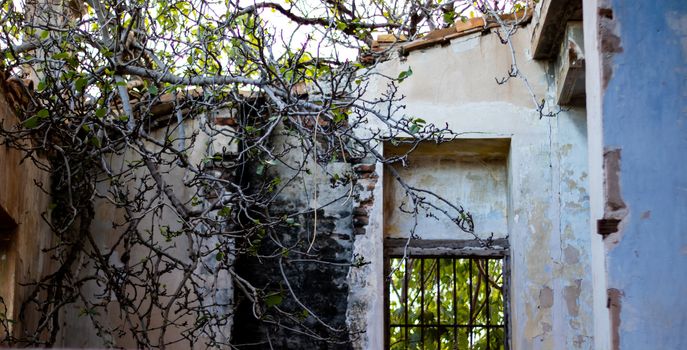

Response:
(1, 0), (686, 349)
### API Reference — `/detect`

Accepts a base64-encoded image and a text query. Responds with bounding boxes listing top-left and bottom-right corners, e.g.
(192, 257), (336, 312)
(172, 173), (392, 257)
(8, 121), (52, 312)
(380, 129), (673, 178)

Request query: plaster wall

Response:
(349, 27), (593, 349)
(0, 90), (54, 340)
(384, 153), (508, 240)
(595, 0), (687, 349)
(57, 117), (235, 349)
(581, 0), (610, 348)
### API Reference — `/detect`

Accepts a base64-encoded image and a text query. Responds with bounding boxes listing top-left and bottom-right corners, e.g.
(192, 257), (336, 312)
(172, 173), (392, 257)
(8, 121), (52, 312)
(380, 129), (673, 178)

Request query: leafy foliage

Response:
(388, 258), (505, 350)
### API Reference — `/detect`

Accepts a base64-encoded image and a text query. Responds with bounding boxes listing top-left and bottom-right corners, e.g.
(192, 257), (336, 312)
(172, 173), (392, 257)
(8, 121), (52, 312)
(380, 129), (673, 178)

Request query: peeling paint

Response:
(563, 279), (582, 316)
(598, 6), (623, 90)
(564, 245), (580, 264)
(539, 286), (554, 308)
(603, 150), (624, 210)
(607, 288), (623, 350)
(602, 148), (628, 249)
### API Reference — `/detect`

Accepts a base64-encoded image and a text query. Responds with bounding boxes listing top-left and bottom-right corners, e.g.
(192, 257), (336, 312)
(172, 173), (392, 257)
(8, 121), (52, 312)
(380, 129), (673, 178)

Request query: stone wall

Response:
(232, 127), (359, 349)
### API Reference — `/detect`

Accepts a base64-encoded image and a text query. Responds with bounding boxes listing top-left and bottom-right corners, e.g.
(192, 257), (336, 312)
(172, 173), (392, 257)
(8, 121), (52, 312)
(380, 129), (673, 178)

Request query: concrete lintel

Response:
(384, 138), (511, 161)
(384, 238), (509, 257)
(556, 21), (586, 106)
(531, 0), (583, 59)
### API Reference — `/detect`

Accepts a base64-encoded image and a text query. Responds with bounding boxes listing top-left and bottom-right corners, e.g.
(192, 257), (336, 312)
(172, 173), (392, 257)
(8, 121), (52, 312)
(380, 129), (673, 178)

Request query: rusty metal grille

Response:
(385, 256), (507, 350)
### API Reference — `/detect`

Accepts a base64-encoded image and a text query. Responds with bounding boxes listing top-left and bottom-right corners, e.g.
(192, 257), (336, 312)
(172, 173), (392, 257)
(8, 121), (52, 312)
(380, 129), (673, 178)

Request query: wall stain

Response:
(564, 245), (580, 264)
(539, 286), (554, 309)
(563, 279), (582, 316)
(602, 148), (628, 250)
(607, 288), (623, 350)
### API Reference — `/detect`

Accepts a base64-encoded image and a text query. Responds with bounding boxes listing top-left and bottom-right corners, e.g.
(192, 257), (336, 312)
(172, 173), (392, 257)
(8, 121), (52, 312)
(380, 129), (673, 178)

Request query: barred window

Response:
(385, 240), (509, 350)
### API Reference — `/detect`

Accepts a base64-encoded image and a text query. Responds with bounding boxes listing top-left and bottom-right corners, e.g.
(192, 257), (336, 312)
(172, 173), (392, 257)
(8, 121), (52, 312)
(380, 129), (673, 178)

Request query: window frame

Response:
(383, 238), (511, 350)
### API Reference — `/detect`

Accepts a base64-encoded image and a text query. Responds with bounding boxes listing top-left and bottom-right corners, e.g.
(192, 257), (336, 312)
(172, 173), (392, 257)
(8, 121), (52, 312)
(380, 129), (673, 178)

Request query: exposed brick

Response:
(353, 216), (369, 227)
(214, 116), (238, 126)
(358, 197), (374, 205)
(357, 172), (378, 179)
(353, 207), (368, 216)
(353, 164), (375, 173)
(353, 227), (367, 235)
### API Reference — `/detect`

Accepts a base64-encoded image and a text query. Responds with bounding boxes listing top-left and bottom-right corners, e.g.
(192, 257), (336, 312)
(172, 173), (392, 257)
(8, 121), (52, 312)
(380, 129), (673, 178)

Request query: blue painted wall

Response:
(603, 0), (687, 348)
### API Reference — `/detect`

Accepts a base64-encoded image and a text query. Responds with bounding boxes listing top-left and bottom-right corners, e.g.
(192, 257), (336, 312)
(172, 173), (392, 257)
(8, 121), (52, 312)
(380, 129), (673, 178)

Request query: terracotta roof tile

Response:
(401, 9), (532, 53)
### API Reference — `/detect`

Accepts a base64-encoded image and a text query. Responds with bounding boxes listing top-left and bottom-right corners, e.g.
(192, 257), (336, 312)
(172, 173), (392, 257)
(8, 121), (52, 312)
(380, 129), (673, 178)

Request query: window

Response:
(385, 239), (509, 350)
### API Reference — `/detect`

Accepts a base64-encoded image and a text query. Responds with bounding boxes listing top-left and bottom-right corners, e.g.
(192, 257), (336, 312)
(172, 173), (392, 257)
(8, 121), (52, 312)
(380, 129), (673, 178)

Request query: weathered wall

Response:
(61, 114), (356, 349)
(56, 116), (235, 348)
(349, 27), (593, 349)
(232, 125), (355, 349)
(0, 89), (55, 339)
(588, 0), (687, 349)
(384, 141), (509, 240)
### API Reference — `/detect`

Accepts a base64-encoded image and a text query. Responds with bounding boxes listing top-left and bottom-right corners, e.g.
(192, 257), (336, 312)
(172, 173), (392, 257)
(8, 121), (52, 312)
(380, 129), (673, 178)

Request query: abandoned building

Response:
(1, 0), (686, 349)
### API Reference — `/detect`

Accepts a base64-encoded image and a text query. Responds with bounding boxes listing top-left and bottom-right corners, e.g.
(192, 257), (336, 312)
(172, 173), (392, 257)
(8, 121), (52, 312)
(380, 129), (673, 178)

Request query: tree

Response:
(0, 0), (528, 348)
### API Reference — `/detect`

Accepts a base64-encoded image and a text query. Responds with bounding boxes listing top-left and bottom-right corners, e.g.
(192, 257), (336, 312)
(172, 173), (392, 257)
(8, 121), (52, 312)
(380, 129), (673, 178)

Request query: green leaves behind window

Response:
(388, 256), (506, 350)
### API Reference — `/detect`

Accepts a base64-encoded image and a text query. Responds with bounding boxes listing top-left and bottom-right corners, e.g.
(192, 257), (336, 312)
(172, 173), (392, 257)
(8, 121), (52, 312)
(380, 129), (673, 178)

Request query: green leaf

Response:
(333, 110), (348, 123)
(22, 116), (39, 128)
(397, 67), (413, 82)
(215, 251), (225, 261)
(37, 109), (49, 119)
(148, 85), (158, 95)
(409, 124), (420, 134)
(75, 77), (88, 92)
(443, 10), (456, 24)
(95, 108), (107, 118)
(218, 206), (232, 218)
(89, 136), (100, 147)
(299, 309), (309, 320)
(52, 52), (70, 60)
(265, 293), (283, 308)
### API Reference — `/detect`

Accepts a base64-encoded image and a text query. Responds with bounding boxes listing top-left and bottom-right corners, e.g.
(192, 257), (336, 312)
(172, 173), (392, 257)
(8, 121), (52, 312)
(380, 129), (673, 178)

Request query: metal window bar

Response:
(386, 256), (507, 350)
